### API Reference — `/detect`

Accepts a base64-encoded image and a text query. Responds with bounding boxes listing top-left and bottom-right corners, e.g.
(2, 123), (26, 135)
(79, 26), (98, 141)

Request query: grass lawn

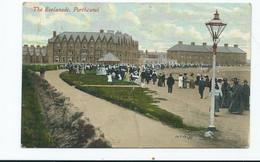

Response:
(23, 64), (62, 72)
(21, 70), (55, 147)
(60, 71), (136, 86)
(76, 86), (204, 131)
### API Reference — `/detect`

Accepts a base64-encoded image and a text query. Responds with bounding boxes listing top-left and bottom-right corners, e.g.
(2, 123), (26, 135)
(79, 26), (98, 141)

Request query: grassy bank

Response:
(21, 70), (55, 147)
(22, 64), (63, 72)
(60, 71), (135, 86)
(76, 86), (203, 130)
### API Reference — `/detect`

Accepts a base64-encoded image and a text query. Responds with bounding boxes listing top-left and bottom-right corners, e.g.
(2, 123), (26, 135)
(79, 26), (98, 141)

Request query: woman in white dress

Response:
(178, 74), (183, 88)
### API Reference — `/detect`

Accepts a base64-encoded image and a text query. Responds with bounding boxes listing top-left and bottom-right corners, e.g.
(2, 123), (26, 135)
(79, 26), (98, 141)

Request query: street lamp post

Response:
(205, 10), (227, 131)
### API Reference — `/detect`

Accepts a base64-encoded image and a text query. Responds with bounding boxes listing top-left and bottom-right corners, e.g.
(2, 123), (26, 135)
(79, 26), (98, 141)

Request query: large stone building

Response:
(23, 30), (139, 64)
(167, 41), (247, 65)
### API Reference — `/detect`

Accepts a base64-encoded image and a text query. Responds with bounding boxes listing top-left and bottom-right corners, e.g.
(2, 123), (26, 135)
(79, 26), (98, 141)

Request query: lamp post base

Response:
(207, 126), (217, 132)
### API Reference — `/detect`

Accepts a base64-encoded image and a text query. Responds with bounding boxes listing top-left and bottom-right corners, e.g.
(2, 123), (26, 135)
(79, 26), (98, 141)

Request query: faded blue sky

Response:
(23, 2), (251, 59)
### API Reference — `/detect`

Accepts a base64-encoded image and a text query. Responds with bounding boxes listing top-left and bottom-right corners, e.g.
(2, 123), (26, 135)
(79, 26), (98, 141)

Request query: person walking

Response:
(189, 73), (195, 89)
(40, 67), (46, 77)
(195, 74), (201, 85)
(241, 80), (250, 110)
(205, 83), (223, 116)
(178, 74), (183, 88)
(167, 74), (175, 93)
(229, 78), (244, 114)
(183, 73), (188, 88)
(152, 71), (157, 85)
(221, 78), (232, 108)
(140, 70), (146, 88)
(198, 77), (206, 99)
(162, 73), (166, 87)
(157, 73), (163, 87)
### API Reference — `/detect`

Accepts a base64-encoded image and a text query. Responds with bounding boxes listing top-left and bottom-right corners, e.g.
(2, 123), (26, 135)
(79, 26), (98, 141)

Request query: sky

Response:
(22, 2), (251, 59)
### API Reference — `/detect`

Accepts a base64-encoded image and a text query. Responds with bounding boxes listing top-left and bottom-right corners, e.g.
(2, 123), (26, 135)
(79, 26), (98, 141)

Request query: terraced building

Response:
(167, 41), (247, 65)
(23, 30), (139, 64)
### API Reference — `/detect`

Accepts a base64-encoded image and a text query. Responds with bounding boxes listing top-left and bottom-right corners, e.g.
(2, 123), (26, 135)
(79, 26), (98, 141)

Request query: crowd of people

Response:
(63, 61), (250, 115)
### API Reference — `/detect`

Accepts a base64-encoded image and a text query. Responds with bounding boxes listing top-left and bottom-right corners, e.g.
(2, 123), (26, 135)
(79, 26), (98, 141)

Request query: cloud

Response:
(101, 3), (117, 21)
(23, 34), (50, 45)
(23, 2), (44, 9)
(119, 11), (141, 26)
(26, 12), (91, 26)
(225, 29), (250, 41)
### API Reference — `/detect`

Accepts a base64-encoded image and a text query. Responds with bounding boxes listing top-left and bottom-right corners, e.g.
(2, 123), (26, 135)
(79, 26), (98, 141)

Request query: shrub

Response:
(21, 70), (55, 147)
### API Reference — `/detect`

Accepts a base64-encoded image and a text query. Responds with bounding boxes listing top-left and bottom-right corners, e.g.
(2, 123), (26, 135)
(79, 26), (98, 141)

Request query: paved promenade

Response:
(44, 69), (215, 148)
(43, 69), (249, 148)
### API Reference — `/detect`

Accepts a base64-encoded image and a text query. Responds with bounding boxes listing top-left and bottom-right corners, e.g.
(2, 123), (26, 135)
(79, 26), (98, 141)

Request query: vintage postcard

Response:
(21, 2), (251, 148)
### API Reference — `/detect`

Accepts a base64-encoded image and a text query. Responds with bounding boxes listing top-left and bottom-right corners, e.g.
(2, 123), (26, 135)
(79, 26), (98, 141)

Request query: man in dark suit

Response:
(167, 74), (175, 93)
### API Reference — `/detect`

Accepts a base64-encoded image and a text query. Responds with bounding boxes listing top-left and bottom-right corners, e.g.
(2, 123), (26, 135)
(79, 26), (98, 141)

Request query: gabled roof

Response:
(48, 31), (133, 44)
(98, 52), (120, 62)
(168, 43), (246, 54)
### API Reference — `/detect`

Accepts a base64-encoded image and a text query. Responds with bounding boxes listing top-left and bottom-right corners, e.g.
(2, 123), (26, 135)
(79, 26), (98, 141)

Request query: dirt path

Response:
(44, 69), (217, 148)
(145, 80), (249, 147)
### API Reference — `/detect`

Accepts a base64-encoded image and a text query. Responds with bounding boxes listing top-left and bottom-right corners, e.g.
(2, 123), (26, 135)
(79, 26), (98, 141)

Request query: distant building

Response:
(145, 50), (167, 64)
(137, 50), (146, 65)
(22, 45), (48, 64)
(23, 30), (139, 64)
(167, 41), (247, 65)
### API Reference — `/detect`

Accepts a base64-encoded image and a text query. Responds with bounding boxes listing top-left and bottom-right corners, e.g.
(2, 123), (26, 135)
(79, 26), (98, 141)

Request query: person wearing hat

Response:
(205, 75), (210, 88)
(198, 77), (206, 99)
(183, 73), (188, 88)
(152, 71), (157, 85)
(162, 72), (166, 87)
(195, 74), (201, 85)
(167, 73), (175, 93)
(229, 77), (244, 114)
(221, 78), (232, 108)
(241, 80), (250, 110)
(189, 73), (195, 89)
(178, 74), (183, 88)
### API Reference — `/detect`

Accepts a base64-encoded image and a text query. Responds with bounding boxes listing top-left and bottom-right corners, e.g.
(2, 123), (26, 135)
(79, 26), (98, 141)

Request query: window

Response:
(56, 50), (60, 54)
(63, 57), (66, 62)
(55, 57), (60, 62)
(82, 58), (86, 62)
(82, 50), (88, 54)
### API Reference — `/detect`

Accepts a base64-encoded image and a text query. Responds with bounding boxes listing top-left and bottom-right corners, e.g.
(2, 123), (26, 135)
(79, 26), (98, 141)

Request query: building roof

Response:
(148, 52), (167, 55)
(48, 31), (136, 44)
(168, 43), (246, 54)
(98, 52), (120, 62)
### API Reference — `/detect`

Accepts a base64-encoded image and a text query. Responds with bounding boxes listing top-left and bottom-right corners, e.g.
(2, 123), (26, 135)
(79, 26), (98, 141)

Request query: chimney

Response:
(178, 41), (183, 44)
(145, 49), (148, 54)
(224, 43), (228, 47)
(191, 42), (195, 46)
(107, 30), (114, 34)
(203, 42), (207, 46)
(100, 29), (104, 33)
(234, 44), (238, 48)
(53, 31), (57, 37)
